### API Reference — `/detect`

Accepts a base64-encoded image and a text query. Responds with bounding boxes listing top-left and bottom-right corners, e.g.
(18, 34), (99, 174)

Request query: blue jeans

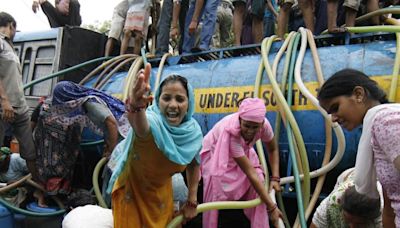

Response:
(182, 0), (221, 53)
(263, 17), (275, 38)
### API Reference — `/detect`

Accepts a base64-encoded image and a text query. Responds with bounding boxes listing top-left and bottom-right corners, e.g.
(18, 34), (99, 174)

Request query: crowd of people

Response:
(106, 0), (397, 55)
(26, 0), (400, 55)
(1, 0), (400, 227)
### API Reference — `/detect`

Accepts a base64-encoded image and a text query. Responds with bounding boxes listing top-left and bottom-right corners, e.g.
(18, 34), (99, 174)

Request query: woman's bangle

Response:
(185, 200), (198, 208)
(270, 176), (280, 183)
(125, 99), (145, 113)
(267, 203), (278, 214)
(126, 106), (145, 113)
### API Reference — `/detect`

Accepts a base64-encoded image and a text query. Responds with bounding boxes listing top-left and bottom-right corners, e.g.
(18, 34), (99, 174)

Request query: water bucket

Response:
(22, 202), (63, 228)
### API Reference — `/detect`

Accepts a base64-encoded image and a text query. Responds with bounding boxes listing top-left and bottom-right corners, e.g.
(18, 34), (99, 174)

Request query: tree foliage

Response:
(82, 20), (111, 34)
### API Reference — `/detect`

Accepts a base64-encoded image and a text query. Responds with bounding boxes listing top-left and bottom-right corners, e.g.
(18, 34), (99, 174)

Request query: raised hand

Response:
(32, 1), (40, 13)
(129, 63), (153, 110)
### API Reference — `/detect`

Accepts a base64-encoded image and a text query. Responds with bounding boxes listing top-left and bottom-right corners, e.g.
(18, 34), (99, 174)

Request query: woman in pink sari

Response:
(200, 97), (282, 228)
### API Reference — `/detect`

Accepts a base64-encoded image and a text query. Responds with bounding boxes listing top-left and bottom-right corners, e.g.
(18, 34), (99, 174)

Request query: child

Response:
(0, 147), (28, 184)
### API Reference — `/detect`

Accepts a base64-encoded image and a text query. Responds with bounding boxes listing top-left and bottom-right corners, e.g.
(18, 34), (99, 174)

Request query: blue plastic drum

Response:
(0, 203), (13, 228)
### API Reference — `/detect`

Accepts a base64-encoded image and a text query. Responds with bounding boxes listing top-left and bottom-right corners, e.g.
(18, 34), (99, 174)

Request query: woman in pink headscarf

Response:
(200, 97), (282, 227)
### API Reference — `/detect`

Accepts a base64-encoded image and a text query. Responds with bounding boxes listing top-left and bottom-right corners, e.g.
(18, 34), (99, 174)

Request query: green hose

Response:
(80, 140), (104, 147)
(167, 199), (264, 228)
(92, 157), (108, 208)
(167, 37), (288, 228)
(1, 54), (109, 217)
(285, 33), (307, 228)
(345, 25), (400, 102)
(384, 20), (400, 102)
(302, 29), (333, 223)
(273, 33), (296, 228)
(389, 33), (400, 102)
(346, 25), (400, 33)
(320, 7), (400, 34)
(23, 56), (112, 147)
(0, 198), (65, 217)
(273, 32), (297, 134)
(23, 56), (112, 90)
(262, 33), (311, 227)
(354, 7), (400, 25)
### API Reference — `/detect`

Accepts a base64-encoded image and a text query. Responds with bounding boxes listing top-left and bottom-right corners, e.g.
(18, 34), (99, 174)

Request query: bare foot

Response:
(33, 190), (48, 207)
(328, 27), (347, 34)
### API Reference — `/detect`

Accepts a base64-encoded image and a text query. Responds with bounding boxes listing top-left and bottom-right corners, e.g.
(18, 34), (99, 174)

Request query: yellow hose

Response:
(122, 57), (144, 101)
(264, 32), (307, 228)
(389, 33), (400, 102)
(94, 57), (130, 87)
(384, 17), (400, 102)
(92, 157), (108, 208)
(0, 174), (31, 193)
(168, 36), (297, 228)
(254, 52), (285, 228)
(154, 53), (171, 94)
(354, 7), (400, 26)
(342, 25), (400, 102)
(261, 36), (311, 210)
(262, 34), (309, 228)
(320, 7), (400, 34)
(79, 54), (135, 85)
(0, 174), (65, 209)
(270, 32), (297, 227)
(303, 29), (332, 221)
(272, 32), (297, 126)
(291, 28), (346, 227)
(96, 57), (136, 89)
(167, 23), (400, 228)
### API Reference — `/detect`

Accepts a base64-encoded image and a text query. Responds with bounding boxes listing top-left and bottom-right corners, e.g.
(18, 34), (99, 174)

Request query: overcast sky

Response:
(1, 0), (121, 32)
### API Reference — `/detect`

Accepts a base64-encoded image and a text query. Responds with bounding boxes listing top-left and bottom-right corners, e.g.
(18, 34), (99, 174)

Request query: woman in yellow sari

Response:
(107, 63), (203, 227)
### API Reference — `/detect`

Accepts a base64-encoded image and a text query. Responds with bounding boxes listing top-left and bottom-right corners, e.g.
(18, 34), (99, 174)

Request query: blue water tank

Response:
(0, 203), (13, 228)
(26, 202), (59, 213)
